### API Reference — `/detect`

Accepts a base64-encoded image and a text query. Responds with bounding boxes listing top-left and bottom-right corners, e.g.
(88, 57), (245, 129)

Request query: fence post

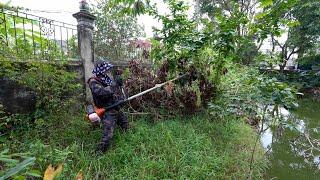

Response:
(73, 1), (96, 103)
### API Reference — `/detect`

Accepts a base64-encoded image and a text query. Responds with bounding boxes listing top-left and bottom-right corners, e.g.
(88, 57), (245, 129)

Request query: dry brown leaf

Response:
(76, 170), (83, 180)
(43, 164), (63, 180)
(164, 82), (174, 97)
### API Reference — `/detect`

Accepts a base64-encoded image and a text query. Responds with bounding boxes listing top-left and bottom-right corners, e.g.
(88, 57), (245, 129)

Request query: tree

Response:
(265, 0), (320, 72)
(92, 0), (145, 61)
(289, 0), (320, 58)
(249, 0), (299, 72)
(195, 0), (261, 65)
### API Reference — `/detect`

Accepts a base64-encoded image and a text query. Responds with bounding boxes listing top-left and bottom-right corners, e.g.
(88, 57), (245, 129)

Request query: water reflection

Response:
(262, 98), (320, 179)
(261, 127), (272, 151)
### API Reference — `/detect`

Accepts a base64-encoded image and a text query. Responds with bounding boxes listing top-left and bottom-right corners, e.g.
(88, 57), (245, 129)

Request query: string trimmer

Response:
(86, 74), (188, 123)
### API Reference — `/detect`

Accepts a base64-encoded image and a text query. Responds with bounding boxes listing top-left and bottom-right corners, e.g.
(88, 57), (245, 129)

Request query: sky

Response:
(2, 0), (183, 38)
(6, 0), (79, 25)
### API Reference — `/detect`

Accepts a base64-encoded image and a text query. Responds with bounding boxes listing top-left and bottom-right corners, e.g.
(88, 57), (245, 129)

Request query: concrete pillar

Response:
(73, 1), (96, 103)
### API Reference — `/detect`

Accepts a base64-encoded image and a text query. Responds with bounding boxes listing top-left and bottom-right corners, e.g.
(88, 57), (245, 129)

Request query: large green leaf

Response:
(0, 157), (36, 180)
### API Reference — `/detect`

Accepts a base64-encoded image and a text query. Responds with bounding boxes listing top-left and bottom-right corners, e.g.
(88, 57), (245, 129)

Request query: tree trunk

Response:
(279, 59), (287, 73)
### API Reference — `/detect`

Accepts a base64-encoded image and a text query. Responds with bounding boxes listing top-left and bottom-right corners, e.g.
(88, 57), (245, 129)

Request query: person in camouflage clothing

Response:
(87, 60), (129, 153)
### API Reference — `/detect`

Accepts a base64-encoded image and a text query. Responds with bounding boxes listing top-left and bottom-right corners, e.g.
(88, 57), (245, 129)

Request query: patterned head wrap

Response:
(92, 60), (114, 86)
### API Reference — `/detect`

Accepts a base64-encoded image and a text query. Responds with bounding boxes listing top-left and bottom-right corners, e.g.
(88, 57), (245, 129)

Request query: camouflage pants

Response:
(97, 110), (129, 152)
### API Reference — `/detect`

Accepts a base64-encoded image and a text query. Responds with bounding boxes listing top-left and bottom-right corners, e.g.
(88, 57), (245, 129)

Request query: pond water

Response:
(262, 98), (320, 179)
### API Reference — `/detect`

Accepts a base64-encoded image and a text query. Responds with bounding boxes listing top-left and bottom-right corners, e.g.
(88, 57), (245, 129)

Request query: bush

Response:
(211, 64), (297, 126)
(0, 57), (83, 132)
(297, 54), (320, 70)
(123, 59), (216, 116)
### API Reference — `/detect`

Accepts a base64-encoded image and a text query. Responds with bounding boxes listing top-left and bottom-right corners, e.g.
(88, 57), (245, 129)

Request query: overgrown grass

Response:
(3, 111), (267, 179)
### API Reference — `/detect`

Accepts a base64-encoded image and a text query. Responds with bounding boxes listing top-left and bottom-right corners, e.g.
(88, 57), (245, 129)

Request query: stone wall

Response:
(0, 60), (84, 114)
(0, 77), (37, 114)
(0, 58), (150, 114)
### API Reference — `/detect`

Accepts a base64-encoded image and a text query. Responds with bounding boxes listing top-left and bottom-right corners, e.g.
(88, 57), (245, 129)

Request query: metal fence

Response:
(0, 6), (78, 61)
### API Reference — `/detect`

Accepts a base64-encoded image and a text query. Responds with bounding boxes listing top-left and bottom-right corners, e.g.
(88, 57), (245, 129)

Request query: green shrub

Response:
(297, 54), (320, 70)
(0, 57), (83, 134)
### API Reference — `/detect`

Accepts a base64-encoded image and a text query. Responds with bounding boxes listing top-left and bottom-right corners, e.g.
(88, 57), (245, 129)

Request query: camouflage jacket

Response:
(88, 77), (121, 108)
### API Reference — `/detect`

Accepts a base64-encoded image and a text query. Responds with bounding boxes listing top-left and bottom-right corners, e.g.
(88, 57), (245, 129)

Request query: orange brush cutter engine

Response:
(86, 105), (106, 123)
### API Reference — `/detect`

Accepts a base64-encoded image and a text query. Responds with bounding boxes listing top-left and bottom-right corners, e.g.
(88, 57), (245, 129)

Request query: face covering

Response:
(92, 61), (114, 86)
